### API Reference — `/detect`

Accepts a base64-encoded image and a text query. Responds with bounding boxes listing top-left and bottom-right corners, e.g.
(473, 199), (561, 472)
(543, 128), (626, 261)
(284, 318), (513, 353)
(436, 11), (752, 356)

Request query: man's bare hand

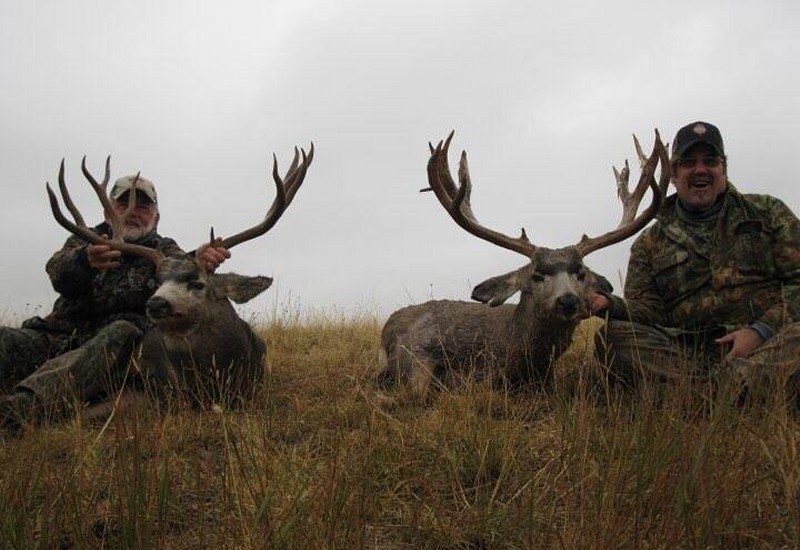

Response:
(588, 292), (611, 315)
(197, 243), (231, 272)
(86, 241), (122, 270)
(716, 328), (765, 359)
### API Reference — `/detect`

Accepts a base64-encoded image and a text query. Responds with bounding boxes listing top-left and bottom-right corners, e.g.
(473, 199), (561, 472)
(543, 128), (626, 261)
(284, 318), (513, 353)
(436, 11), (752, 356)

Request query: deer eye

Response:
(576, 270), (587, 281)
(187, 281), (206, 291)
(531, 272), (545, 282)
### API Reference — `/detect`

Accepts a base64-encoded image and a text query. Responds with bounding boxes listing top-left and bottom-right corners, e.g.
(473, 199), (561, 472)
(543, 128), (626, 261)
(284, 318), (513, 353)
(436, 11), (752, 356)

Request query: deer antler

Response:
(49, 145), (314, 267)
(426, 131), (536, 257)
(214, 143), (314, 250)
(46, 157), (165, 267)
(574, 130), (668, 257)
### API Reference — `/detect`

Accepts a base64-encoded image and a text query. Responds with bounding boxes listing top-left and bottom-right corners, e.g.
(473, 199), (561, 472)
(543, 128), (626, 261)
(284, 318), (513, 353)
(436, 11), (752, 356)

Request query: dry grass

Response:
(1, 314), (799, 549)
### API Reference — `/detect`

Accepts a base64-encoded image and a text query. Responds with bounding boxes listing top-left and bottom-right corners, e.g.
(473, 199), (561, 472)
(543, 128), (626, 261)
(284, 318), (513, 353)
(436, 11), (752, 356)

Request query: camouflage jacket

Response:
(22, 222), (185, 352)
(606, 184), (800, 333)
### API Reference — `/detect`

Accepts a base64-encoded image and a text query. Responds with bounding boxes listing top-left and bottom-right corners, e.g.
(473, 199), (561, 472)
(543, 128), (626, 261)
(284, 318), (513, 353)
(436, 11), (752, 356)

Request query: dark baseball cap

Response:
(671, 121), (725, 158)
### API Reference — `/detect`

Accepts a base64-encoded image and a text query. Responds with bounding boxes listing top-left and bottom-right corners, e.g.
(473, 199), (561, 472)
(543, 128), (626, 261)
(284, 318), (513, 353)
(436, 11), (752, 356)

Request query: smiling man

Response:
(670, 123), (728, 212)
(590, 121), (800, 405)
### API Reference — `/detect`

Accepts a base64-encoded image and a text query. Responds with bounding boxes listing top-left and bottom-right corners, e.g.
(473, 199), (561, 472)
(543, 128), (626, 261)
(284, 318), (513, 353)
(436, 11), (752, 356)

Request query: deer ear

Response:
(471, 267), (525, 307)
(212, 273), (273, 304)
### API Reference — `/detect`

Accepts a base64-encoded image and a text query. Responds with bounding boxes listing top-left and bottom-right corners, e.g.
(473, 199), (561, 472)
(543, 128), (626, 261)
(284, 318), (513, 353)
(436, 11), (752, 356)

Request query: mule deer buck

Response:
(378, 131), (668, 399)
(46, 145), (313, 406)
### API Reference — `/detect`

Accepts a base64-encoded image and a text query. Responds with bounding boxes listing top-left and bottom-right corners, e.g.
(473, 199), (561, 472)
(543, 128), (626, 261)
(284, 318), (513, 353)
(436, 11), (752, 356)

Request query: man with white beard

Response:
(0, 175), (229, 429)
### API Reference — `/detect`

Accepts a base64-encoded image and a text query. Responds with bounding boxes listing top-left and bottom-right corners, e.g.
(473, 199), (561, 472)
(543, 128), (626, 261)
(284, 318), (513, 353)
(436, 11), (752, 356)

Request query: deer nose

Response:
(555, 294), (580, 317)
(146, 296), (173, 320)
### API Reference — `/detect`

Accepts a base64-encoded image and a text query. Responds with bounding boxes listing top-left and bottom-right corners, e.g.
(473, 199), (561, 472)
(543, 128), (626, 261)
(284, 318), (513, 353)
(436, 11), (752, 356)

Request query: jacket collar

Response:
(656, 182), (745, 258)
(657, 181), (741, 224)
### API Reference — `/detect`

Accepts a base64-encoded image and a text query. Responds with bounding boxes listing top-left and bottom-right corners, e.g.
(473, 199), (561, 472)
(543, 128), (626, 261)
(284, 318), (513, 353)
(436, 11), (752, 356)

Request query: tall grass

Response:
(1, 314), (798, 548)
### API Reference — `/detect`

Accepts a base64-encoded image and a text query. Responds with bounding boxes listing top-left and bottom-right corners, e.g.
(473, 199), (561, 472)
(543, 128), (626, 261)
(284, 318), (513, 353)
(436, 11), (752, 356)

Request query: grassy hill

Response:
(1, 315), (799, 548)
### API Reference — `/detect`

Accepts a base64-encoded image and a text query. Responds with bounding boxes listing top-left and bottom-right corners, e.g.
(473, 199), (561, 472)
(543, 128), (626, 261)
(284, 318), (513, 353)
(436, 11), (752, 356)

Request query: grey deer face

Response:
(471, 247), (612, 321)
(146, 257), (273, 335)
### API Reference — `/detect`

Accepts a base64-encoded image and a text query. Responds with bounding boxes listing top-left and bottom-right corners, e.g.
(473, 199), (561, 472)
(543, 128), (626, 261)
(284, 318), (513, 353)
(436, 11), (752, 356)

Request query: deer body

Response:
(381, 301), (578, 393)
(379, 247), (612, 396)
(378, 131), (667, 400)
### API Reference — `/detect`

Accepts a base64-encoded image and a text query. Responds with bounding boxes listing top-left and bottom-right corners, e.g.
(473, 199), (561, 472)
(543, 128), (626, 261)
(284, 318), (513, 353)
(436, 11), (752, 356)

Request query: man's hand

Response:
(197, 243), (231, 272)
(588, 292), (611, 315)
(716, 328), (765, 359)
(86, 241), (122, 270)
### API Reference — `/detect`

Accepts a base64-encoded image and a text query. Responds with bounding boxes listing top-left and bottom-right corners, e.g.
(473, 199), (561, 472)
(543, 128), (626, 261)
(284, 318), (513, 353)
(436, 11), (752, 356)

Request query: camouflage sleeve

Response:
(607, 233), (669, 324)
(761, 197), (800, 330)
(157, 236), (187, 259)
(47, 232), (185, 298)
(45, 235), (96, 297)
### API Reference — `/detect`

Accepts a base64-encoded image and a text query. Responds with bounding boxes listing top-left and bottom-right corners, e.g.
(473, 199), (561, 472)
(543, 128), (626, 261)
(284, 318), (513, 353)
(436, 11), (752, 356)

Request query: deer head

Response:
(425, 130), (668, 322)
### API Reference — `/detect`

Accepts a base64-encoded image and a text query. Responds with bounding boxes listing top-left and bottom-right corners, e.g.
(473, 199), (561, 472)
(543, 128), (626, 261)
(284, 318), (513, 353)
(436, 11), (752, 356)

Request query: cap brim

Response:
(113, 189), (156, 204)
(674, 138), (724, 158)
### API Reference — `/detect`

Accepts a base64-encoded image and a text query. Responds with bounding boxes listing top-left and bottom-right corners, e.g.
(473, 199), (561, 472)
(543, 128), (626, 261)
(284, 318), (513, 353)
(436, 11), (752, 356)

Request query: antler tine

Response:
(58, 158), (86, 228)
(48, 158), (164, 267)
(46, 182), (106, 246)
(425, 132), (536, 258)
(657, 134), (671, 197)
(633, 134), (647, 166)
(435, 131), (459, 202)
(80, 155), (113, 210)
(631, 130), (671, 199)
(117, 172), (142, 233)
(283, 142), (314, 199)
(217, 144), (314, 250)
(613, 159), (631, 209)
(611, 133), (656, 231)
(285, 146), (301, 178)
(632, 130), (670, 210)
(575, 130), (667, 257)
(624, 134), (654, 218)
(80, 155), (126, 236)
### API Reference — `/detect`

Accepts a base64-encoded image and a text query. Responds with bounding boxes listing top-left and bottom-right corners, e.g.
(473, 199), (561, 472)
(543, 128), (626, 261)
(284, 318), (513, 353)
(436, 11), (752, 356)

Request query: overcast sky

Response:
(2, 1), (800, 323)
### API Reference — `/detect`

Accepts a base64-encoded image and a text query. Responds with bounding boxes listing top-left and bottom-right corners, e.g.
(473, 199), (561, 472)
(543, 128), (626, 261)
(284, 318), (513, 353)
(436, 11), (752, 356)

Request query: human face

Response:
(671, 143), (727, 212)
(110, 193), (159, 241)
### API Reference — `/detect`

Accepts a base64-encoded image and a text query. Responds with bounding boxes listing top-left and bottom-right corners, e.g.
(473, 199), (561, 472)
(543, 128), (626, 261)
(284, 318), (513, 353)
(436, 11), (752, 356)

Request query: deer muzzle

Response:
(554, 293), (583, 320)
(146, 296), (173, 321)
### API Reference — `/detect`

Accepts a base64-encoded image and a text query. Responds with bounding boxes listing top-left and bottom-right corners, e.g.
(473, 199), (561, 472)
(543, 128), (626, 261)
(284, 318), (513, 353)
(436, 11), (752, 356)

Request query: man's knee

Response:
(594, 321), (640, 385)
(16, 320), (145, 406)
(0, 327), (51, 391)
(595, 320), (689, 385)
(595, 320), (641, 359)
(99, 320), (144, 341)
(87, 320), (145, 373)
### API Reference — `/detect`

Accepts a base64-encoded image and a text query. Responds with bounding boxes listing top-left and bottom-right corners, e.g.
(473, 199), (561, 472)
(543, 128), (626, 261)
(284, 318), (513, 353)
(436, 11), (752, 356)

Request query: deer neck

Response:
(504, 293), (578, 383)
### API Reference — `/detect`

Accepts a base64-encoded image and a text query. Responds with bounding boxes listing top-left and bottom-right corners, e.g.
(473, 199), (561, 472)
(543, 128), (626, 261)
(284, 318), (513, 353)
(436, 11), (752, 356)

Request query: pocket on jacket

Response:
(652, 250), (691, 298)
(732, 220), (774, 275)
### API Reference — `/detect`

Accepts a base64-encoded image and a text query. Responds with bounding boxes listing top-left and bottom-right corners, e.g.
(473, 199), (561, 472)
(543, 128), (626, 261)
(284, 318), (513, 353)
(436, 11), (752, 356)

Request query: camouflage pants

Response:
(9, 320), (143, 409)
(595, 320), (800, 404)
(0, 327), (53, 392)
(728, 323), (800, 406)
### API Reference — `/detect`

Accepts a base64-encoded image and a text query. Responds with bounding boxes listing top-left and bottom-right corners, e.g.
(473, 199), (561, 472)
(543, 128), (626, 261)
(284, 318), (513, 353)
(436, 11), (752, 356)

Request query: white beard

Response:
(122, 218), (158, 242)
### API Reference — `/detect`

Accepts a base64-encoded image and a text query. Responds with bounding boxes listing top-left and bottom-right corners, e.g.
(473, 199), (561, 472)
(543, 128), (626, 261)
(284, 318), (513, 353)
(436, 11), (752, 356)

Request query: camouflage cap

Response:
(671, 121), (725, 159)
(110, 175), (158, 204)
